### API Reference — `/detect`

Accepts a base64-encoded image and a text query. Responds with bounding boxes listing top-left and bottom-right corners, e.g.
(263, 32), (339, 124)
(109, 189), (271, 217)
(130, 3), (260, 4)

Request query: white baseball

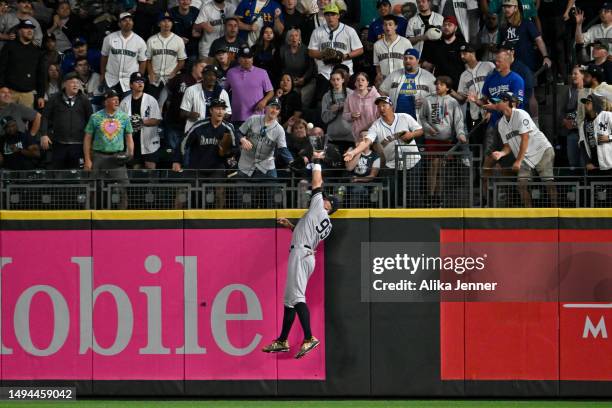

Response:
(307, 122), (314, 129)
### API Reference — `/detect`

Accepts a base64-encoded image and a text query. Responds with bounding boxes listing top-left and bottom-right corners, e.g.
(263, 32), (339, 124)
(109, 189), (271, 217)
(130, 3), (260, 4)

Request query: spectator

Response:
(575, 3), (612, 62)
(165, 58), (206, 152)
(237, 97), (293, 178)
(285, 117), (310, 160)
(194, 0), (237, 59)
(482, 0), (539, 26)
(579, 94), (605, 172)
(560, 66), (585, 169)
(421, 16), (466, 90)
(368, 0), (408, 44)
(83, 89), (134, 197)
(589, 41), (612, 84)
(477, 12), (498, 63)
(491, 91), (556, 208)
(453, 43), (495, 143)
(169, 0), (200, 60)
(181, 64), (232, 131)
(400, 2), (418, 21)
(212, 47), (235, 86)
(209, 17), (248, 63)
(0, 116), (39, 170)
(406, 0), (443, 55)
(45, 63), (62, 101)
(46, 1), (82, 52)
(281, 0), (306, 42)
(43, 33), (62, 67)
(74, 57), (102, 111)
(145, 14), (187, 100)
(321, 70), (353, 154)
(308, 3), (363, 102)
(343, 72), (380, 142)
(539, 0), (574, 82)
(0, 20), (46, 109)
(437, 0), (474, 43)
(379, 48), (435, 125)
(61, 37), (102, 75)
(279, 27), (315, 107)
(253, 26), (281, 85)
(235, 0), (284, 47)
(420, 75), (466, 206)
(374, 14), (413, 84)
(119, 72), (162, 170)
(498, 0), (552, 73)
(345, 130), (381, 207)
(173, 98), (236, 174)
(275, 73), (302, 128)
(225, 46), (274, 126)
(0, 0), (14, 51)
(0, 0), (43, 48)
(577, 65), (612, 159)
(40, 72), (93, 170)
(352, 25), (376, 85)
(131, 0), (166, 40)
(497, 41), (537, 124)
(100, 12), (147, 97)
(0, 87), (41, 138)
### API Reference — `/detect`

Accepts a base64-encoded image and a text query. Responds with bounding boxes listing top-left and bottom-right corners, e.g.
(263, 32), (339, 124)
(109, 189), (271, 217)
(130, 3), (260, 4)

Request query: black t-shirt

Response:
(131, 96), (143, 158)
(282, 10), (306, 41)
(209, 36), (248, 63)
(166, 73), (199, 127)
(279, 91), (302, 125)
(421, 36), (466, 90)
(589, 59), (612, 84)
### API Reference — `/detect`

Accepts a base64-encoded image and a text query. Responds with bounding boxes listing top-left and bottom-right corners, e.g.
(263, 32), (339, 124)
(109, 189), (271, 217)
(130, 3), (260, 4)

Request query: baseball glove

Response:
(321, 47), (344, 65)
(218, 131), (233, 157)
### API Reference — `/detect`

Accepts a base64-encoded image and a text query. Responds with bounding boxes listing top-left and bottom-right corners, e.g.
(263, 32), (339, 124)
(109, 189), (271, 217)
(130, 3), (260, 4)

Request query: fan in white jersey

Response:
(405, 0), (444, 54)
(145, 14), (187, 98)
(374, 15), (413, 84)
(437, 0), (478, 42)
(575, 5), (612, 59)
(194, 0), (236, 58)
(490, 91), (557, 207)
(593, 105), (612, 171)
(262, 152), (339, 359)
(100, 13), (148, 94)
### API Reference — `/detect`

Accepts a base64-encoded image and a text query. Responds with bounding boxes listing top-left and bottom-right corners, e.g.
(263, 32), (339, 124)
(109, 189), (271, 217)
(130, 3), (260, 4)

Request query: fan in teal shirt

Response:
(84, 109), (133, 153)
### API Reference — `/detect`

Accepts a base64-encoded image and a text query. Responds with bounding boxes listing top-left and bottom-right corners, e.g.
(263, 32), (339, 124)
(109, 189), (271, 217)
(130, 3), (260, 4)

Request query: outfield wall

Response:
(0, 209), (610, 397)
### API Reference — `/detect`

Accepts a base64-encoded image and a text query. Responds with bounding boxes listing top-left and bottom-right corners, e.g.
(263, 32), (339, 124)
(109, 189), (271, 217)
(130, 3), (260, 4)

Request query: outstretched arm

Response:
(311, 151), (324, 190)
(277, 218), (295, 230)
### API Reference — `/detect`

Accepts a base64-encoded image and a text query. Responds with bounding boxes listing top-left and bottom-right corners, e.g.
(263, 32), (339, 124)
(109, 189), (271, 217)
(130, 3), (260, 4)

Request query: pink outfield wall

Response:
(0, 228), (325, 381)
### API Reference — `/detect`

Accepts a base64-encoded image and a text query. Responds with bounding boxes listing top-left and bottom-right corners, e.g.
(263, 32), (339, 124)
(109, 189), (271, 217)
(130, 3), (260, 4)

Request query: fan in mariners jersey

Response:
(308, 3), (363, 101)
(367, 0), (408, 44)
(405, 0), (444, 55)
(193, 0), (237, 59)
(145, 14), (187, 100)
(490, 91), (556, 208)
(374, 15), (413, 85)
(100, 12), (147, 96)
(237, 97), (293, 178)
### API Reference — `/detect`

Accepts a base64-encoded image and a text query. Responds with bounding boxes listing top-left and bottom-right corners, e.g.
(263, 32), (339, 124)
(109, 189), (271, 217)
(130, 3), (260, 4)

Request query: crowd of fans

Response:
(0, 0), (610, 207)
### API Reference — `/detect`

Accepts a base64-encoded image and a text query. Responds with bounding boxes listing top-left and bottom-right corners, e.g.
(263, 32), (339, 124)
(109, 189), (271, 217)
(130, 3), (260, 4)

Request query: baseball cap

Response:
(489, 91), (517, 104)
(502, 0), (519, 5)
(602, 2), (612, 10)
(214, 46), (228, 54)
(238, 47), (253, 58)
(586, 64), (605, 82)
(17, 0), (32, 3)
(16, 19), (36, 30)
(119, 12), (132, 20)
(592, 40), (608, 50)
(63, 72), (79, 82)
(322, 3), (340, 14)
(376, 0), (391, 7)
(459, 43), (476, 53)
(158, 12), (173, 23)
(375, 95), (393, 106)
(209, 98), (227, 108)
(73, 36), (87, 47)
(130, 72), (145, 83)
(203, 64), (220, 77)
(580, 94), (596, 104)
(404, 48), (420, 59)
(498, 40), (516, 51)
(267, 97), (281, 108)
(332, 63), (350, 74)
(104, 89), (119, 100)
(443, 15), (458, 26)
(323, 193), (339, 215)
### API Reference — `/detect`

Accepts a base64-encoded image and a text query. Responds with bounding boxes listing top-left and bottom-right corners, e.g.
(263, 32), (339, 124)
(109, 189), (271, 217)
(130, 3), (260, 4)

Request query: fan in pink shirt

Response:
(343, 72), (380, 143)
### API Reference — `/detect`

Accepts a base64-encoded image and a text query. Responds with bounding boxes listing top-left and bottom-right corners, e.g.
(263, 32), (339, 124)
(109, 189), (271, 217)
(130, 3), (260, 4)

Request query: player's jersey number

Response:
(316, 218), (332, 240)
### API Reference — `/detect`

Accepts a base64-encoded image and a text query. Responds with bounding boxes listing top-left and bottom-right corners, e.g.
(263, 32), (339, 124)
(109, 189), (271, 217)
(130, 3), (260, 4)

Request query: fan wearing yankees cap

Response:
(237, 97), (293, 178)
(577, 64), (612, 155)
(118, 72), (162, 170)
(100, 12), (147, 97)
(379, 48), (435, 126)
(578, 93), (607, 173)
(405, 0), (444, 55)
(420, 15), (466, 91)
(490, 91), (557, 208)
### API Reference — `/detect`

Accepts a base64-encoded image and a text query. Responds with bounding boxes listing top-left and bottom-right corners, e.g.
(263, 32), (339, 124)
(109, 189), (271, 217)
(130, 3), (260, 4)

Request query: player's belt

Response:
(290, 244), (312, 250)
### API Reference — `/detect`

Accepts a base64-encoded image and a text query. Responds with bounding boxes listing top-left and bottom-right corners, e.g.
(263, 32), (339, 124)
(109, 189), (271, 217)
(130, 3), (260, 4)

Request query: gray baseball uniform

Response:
(284, 191), (332, 307)
(238, 115), (287, 176)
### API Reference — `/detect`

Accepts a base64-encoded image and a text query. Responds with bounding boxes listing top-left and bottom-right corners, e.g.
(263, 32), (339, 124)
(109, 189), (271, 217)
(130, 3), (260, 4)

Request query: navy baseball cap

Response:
(104, 89), (119, 100)
(158, 12), (173, 23)
(377, 0), (391, 7)
(489, 91), (517, 103)
(323, 193), (340, 215)
(63, 72), (79, 82)
(17, 19), (36, 30)
(498, 40), (516, 51)
(238, 47), (253, 58)
(459, 43), (476, 53)
(267, 97), (281, 108)
(203, 64), (220, 77)
(404, 48), (420, 59)
(375, 95), (393, 106)
(602, 2), (612, 10)
(586, 64), (605, 82)
(130, 72), (145, 83)
(73, 36), (87, 47)
(210, 98), (227, 108)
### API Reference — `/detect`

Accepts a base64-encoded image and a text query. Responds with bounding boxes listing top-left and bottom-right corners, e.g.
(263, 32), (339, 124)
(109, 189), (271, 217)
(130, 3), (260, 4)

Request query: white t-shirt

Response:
(373, 36), (413, 79)
(180, 83), (232, 131)
(458, 61), (495, 120)
(308, 22), (363, 80)
(195, 1), (236, 58)
(593, 110), (612, 171)
(101, 31), (148, 92)
(498, 108), (552, 169)
(146, 32), (187, 86)
(366, 113), (422, 169)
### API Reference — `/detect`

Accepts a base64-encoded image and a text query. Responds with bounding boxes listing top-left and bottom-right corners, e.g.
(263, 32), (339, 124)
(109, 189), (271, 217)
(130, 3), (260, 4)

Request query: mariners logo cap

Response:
(103, 89), (119, 100)
(209, 98), (227, 108)
(489, 91), (517, 104)
(130, 72), (145, 83)
(267, 97), (282, 108)
(375, 96), (393, 106)
(17, 19), (36, 30)
(238, 47), (253, 58)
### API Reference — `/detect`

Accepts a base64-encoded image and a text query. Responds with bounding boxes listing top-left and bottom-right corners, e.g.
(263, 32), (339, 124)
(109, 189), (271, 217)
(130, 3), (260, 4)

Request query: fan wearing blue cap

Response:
(490, 90), (556, 207)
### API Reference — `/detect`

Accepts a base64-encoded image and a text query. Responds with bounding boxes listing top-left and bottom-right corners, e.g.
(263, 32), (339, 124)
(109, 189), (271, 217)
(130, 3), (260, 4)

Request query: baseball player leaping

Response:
(262, 152), (339, 359)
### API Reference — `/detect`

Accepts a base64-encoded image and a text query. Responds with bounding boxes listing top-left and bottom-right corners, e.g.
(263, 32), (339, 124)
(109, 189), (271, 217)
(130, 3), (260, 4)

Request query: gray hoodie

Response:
(321, 88), (354, 143)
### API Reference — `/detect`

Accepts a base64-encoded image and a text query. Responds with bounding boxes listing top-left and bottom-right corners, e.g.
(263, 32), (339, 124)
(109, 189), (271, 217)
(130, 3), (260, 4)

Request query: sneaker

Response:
(295, 336), (320, 359)
(262, 339), (289, 353)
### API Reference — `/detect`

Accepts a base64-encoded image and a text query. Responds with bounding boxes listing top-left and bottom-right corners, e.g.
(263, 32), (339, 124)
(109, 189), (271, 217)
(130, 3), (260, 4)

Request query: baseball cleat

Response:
(295, 336), (320, 359)
(262, 339), (290, 353)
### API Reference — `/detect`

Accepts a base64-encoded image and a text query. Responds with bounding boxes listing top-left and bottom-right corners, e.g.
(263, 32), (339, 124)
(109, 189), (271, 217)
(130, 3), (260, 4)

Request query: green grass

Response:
(0, 400), (610, 408)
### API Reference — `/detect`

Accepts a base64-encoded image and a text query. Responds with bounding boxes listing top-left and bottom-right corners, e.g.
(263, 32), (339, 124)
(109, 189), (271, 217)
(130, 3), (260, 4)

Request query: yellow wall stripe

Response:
(369, 209), (463, 218)
(1, 210), (91, 221)
(464, 208), (559, 218)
